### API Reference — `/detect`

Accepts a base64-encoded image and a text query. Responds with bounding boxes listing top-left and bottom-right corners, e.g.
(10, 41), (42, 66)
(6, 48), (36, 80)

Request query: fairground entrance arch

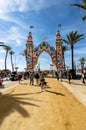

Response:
(34, 42), (56, 70)
(26, 30), (64, 71)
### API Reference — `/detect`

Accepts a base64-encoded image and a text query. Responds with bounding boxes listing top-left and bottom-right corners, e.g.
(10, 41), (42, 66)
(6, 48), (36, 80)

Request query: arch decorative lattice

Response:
(26, 31), (64, 71)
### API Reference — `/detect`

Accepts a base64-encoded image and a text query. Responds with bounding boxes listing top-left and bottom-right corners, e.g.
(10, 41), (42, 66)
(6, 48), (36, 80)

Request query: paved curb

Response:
(0, 84), (19, 94)
(61, 81), (86, 107)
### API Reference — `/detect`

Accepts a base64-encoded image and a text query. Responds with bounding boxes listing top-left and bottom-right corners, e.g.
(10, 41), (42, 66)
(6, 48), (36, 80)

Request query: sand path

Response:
(0, 78), (86, 130)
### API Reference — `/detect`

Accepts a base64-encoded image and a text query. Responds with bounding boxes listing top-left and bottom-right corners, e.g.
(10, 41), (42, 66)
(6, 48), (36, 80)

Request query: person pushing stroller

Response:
(39, 72), (46, 92)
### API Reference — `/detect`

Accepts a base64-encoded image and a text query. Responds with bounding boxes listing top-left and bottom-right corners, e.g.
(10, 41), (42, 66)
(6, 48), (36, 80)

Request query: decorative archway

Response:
(33, 41), (56, 67)
(26, 30), (64, 71)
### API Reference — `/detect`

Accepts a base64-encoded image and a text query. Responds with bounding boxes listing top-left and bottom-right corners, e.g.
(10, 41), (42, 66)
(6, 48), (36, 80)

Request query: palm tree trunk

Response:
(11, 55), (14, 72)
(63, 52), (65, 70)
(64, 58), (65, 70)
(71, 45), (76, 79)
(5, 52), (8, 70)
(71, 45), (74, 70)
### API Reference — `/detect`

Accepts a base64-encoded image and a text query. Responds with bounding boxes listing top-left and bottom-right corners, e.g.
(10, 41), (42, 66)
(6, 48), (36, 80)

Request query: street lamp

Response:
(50, 64), (53, 70)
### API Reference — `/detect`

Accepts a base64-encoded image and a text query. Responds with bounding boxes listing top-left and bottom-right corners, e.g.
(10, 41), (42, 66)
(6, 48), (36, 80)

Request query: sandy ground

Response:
(0, 78), (86, 130)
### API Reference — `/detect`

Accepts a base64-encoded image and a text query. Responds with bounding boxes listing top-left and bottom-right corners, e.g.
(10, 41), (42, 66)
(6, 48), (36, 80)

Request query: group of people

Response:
(17, 69), (86, 92)
(29, 71), (46, 92)
(17, 71), (46, 92)
(55, 70), (72, 84)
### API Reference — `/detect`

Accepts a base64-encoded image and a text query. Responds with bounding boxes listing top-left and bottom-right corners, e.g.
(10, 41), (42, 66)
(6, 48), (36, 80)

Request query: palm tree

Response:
(0, 42), (7, 47)
(20, 49), (27, 61)
(9, 50), (15, 72)
(0, 42), (4, 46)
(21, 49), (27, 56)
(3, 45), (12, 70)
(71, 0), (86, 21)
(63, 31), (84, 71)
(20, 49), (27, 69)
(79, 57), (86, 71)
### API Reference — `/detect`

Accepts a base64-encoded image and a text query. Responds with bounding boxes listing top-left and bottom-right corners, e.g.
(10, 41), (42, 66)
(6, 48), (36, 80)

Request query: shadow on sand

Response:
(18, 82), (28, 85)
(45, 90), (65, 96)
(0, 85), (4, 88)
(64, 80), (86, 86)
(0, 90), (40, 125)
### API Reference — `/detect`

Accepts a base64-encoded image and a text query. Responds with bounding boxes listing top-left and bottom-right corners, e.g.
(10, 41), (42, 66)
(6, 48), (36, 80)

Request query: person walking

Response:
(18, 73), (22, 84)
(39, 72), (45, 92)
(59, 70), (63, 82)
(68, 71), (72, 84)
(55, 71), (59, 80)
(29, 71), (34, 85)
(81, 70), (85, 84)
(35, 72), (40, 85)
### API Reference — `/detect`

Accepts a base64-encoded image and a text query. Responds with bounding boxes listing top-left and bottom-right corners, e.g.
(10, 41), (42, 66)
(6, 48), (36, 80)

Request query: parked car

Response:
(10, 71), (18, 81)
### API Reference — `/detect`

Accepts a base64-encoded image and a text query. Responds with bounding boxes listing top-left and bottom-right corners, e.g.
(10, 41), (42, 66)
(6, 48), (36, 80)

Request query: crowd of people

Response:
(55, 69), (86, 84)
(28, 71), (46, 92)
(23, 69), (73, 91)
(55, 70), (72, 83)
(16, 71), (47, 92)
(0, 68), (86, 89)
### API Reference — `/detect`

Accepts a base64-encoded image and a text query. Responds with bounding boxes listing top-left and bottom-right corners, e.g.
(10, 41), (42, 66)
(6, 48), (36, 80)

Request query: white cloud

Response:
(0, 49), (5, 54)
(0, 0), (17, 13)
(0, 0), (76, 30)
(0, 26), (26, 46)
(0, 0), (73, 13)
(74, 47), (86, 55)
(10, 26), (27, 46)
(0, 12), (27, 30)
(8, 26), (23, 44)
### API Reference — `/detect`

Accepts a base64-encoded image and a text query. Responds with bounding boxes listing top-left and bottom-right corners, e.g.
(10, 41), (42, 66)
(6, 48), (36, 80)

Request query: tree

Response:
(0, 42), (7, 47)
(63, 31), (84, 71)
(71, 0), (86, 21)
(79, 57), (86, 71)
(21, 49), (27, 56)
(20, 49), (27, 69)
(3, 45), (12, 70)
(0, 42), (4, 46)
(9, 50), (15, 72)
(20, 49), (27, 61)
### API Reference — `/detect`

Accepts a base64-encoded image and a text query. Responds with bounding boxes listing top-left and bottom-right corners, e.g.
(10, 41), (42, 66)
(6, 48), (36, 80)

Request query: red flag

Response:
(30, 26), (34, 28)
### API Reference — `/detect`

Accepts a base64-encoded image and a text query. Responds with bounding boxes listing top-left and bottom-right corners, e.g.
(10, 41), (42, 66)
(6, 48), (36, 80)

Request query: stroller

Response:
(39, 78), (47, 86)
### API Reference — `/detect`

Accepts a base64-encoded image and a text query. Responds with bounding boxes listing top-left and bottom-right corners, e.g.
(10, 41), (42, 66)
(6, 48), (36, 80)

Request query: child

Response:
(18, 73), (22, 84)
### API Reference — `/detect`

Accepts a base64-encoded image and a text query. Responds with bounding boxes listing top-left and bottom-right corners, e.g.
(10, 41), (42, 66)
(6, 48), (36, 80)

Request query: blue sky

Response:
(0, 0), (86, 71)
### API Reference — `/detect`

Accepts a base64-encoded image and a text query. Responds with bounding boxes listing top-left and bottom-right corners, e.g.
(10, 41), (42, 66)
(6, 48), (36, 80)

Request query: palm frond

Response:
(71, 4), (86, 10)
(82, 15), (86, 20)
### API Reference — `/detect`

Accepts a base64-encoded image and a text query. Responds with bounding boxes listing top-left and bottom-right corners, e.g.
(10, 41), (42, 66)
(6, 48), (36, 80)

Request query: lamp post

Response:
(50, 64), (54, 71)
(15, 67), (19, 72)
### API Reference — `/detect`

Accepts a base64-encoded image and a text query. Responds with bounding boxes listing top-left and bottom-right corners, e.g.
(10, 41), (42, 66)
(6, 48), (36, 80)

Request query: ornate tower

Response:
(26, 32), (34, 71)
(55, 30), (63, 70)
